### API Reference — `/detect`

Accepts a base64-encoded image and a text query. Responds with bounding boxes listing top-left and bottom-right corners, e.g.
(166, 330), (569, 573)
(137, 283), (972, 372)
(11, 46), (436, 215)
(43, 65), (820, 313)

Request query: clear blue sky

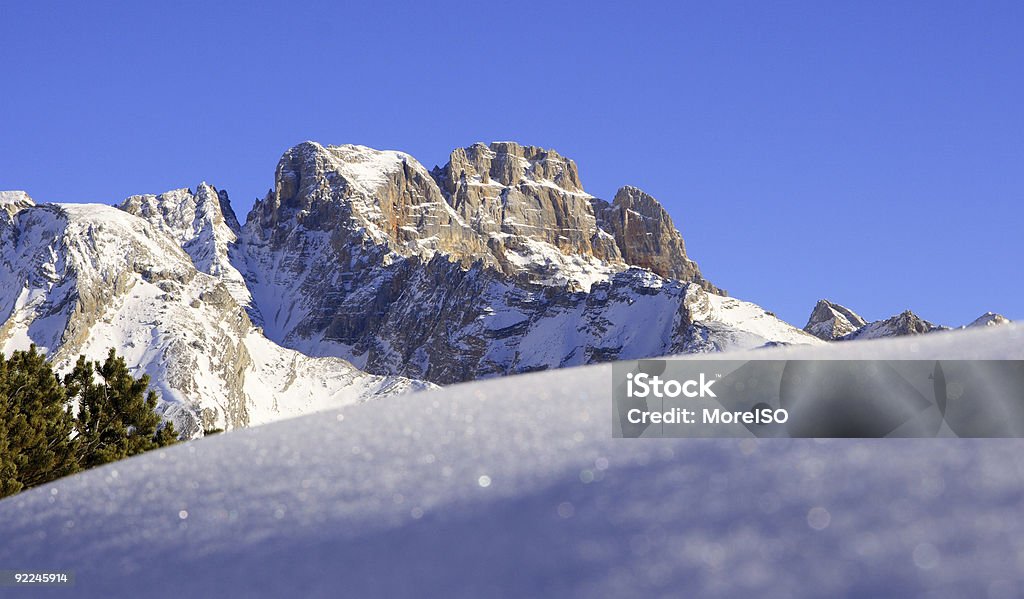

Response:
(2, 1), (1021, 326)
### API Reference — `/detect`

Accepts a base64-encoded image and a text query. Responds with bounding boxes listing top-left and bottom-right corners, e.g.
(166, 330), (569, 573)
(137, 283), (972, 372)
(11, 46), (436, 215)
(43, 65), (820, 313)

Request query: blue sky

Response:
(2, 1), (1021, 326)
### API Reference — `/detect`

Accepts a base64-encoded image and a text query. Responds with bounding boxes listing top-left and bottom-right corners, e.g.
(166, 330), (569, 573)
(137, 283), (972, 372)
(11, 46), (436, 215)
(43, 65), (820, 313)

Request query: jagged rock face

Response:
(968, 312), (1011, 327)
(240, 142), (500, 336)
(440, 142), (585, 192)
(0, 200), (428, 437)
(120, 184), (241, 249)
(119, 184), (253, 311)
(249, 142), (487, 263)
(296, 256), (818, 385)
(241, 141), (729, 349)
(842, 310), (947, 340)
(804, 299), (869, 340)
(593, 186), (722, 294)
(432, 142), (620, 275)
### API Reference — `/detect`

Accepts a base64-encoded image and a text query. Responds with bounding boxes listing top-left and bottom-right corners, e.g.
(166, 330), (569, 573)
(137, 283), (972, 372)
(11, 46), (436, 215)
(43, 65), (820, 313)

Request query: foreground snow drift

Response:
(2, 324), (1023, 598)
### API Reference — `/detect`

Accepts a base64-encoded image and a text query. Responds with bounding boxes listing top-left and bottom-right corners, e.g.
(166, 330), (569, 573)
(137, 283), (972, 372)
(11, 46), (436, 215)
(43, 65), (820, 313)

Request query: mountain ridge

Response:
(1, 139), (1005, 433)
(802, 298), (1008, 341)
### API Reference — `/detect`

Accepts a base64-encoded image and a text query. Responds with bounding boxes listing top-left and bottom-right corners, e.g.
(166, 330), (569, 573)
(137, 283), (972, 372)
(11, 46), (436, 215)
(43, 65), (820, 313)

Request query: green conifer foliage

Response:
(0, 347), (178, 498)
(67, 350), (178, 469)
(0, 347), (79, 496)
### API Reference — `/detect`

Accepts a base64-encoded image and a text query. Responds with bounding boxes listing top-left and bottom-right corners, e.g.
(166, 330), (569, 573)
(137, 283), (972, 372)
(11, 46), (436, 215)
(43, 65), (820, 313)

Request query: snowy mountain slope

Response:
(0, 198), (427, 435)
(239, 251), (820, 385)
(2, 324), (1021, 598)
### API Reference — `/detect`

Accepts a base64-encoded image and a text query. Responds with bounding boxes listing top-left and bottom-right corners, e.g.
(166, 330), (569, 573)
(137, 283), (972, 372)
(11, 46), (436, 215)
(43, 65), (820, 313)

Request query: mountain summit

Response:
(804, 299), (868, 340)
(228, 141), (810, 386)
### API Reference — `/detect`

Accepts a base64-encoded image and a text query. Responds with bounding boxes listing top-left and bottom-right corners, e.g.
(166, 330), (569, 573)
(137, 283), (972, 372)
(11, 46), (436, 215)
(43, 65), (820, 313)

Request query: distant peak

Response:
(838, 309), (947, 341)
(967, 312), (1011, 327)
(804, 299), (867, 340)
(0, 190), (34, 205)
(118, 183), (239, 238)
(0, 190), (35, 218)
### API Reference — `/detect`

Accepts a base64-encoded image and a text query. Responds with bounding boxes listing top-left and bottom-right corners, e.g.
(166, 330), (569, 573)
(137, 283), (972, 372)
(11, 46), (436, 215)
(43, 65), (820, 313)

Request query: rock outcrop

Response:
(432, 142), (620, 273)
(120, 184), (253, 311)
(593, 186), (721, 293)
(248, 142), (487, 262)
(430, 142), (721, 293)
(803, 299), (868, 340)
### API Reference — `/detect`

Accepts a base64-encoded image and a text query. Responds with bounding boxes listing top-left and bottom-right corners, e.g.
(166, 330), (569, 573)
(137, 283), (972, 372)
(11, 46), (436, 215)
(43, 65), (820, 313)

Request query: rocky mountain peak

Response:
(119, 184), (252, 311)
(242, 141), (722, 294)
(431, 142), (616, 283)
(592, 186), (722, 294)
(120, 183), (240, 242)
(891, 310), (940, 334)
(803, 299), (868, 340)
(428, 143), (720, 292)
(246, 141), (488, 269)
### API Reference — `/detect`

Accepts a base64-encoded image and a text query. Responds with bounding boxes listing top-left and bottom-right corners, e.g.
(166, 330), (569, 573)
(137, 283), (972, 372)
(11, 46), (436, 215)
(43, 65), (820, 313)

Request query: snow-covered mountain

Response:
(803, 299), (869, 340)
(228, 141), (819, 384)
(802, 299), (1009, 341)
(0, 194), (427, 436)
(842, 310), (948, 340)
(19, 139), (1012, 432)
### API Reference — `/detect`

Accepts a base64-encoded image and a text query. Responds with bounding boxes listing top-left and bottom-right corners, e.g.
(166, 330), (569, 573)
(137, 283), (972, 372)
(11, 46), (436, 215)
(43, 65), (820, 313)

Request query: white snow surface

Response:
(2, 323), (1023, 598)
